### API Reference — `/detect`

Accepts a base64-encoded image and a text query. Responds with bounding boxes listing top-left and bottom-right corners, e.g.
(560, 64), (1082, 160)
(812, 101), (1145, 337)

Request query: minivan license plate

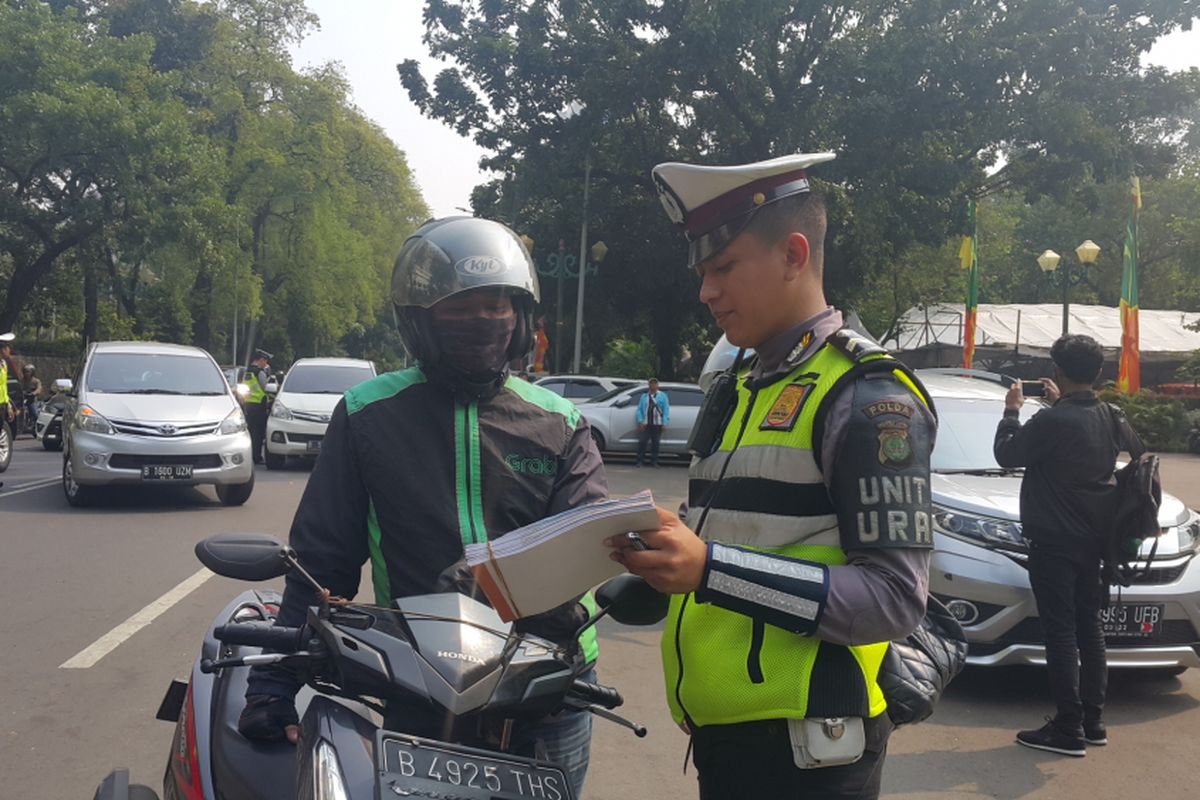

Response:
(380, 735), (573, 800)
(141, 464), (193, 481)
(1099, 604), (1163, 638)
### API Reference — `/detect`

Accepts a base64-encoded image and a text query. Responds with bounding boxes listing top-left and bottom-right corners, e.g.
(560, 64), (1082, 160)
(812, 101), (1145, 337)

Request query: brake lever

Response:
(562, 698), (647, 738)
(200, 651), (313, 674)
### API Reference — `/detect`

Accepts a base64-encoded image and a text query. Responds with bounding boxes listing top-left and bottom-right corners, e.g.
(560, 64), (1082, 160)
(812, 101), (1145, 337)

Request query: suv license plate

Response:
(141, 464), (194, 481)
(380, 735), (573, 800)
(305, 440), (322, 453)
(1100, 603), (1163, 638)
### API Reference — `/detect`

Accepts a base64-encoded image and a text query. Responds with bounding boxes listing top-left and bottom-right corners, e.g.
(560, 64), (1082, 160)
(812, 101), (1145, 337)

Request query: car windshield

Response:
(86, 353), (228, 395)
(931, 396), (1039, 472)
(283, 364), (374, 394)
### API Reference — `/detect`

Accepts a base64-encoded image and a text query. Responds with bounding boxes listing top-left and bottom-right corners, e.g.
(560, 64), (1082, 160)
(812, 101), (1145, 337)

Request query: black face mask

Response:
(431, 315), (516, 376)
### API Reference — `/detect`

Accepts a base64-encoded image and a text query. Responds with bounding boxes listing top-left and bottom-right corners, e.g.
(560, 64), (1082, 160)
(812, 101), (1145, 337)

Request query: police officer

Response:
(239, 217), (607, 797)
(243, 348), (272, 464)
(0, 332), (16, 428)
(610, 154), (937, 798)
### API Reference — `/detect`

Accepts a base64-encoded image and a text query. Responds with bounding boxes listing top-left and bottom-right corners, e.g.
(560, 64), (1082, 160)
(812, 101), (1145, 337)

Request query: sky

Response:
(290, 2), (1200, 219)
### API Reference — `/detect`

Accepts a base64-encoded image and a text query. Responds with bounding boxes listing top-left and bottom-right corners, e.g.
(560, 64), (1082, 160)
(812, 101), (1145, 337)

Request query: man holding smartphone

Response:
(994, 334), (1145, 757)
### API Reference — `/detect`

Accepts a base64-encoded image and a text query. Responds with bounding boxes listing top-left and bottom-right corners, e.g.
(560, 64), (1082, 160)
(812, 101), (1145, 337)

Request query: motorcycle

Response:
(1189, 427), (1200, 456)
(93, 533), (667, 800)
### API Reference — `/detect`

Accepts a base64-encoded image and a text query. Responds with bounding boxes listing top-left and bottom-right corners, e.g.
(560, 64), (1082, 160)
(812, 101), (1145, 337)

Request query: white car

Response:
(533, 375), (636, 403)
(265, 358), (376, 469)
(577, 382), (705, 456)
(62, 342), (254, 507)
(922, 369), (1200, 671)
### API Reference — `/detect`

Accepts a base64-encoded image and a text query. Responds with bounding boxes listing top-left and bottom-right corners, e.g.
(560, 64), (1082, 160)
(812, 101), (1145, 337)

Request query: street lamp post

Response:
(1037, 240), (1100, 335)
(572, 154), (592, 374)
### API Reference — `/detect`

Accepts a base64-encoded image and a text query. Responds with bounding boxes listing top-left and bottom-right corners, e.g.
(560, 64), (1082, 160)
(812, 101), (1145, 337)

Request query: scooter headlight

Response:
(314, 739), (350, 800)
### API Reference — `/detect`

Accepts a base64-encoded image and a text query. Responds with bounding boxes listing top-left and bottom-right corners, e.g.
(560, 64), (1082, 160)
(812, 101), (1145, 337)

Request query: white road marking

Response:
(60, 567), (215, 669)
(0, 477), (60, 498)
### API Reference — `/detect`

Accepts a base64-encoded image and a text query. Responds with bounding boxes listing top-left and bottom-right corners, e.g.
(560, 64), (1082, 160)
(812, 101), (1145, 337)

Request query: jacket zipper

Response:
(673, 384), (760, 722)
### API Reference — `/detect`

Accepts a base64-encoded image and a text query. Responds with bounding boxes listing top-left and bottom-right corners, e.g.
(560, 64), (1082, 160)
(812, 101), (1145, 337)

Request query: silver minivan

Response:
(62, 342), (255, 507)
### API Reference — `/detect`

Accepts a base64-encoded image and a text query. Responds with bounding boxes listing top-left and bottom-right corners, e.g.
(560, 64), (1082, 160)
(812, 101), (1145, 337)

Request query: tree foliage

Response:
(401, 0), (1200, 373)
(0, 0), (428, 365)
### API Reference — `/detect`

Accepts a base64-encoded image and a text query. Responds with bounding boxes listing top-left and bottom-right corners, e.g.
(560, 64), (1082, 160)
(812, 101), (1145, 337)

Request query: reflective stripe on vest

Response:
(244, 372), (267, 404)
(0, 360), (7, 406)
(664, 342), (899, 727)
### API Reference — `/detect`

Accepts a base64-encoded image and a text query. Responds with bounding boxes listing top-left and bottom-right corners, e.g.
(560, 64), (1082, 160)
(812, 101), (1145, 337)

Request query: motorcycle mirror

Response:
(194, 533), (293, 581)
(594, 575), (669, 626)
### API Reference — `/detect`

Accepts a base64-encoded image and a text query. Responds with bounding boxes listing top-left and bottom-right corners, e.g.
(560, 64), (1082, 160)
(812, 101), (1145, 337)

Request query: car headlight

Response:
(1178, 512), (1200, 554)
(933, 505), (1026, 550)
(218, 409), (247, 435)
(75, 405), (116, 435)
(314, 739), (350, 800)
(270, 400), (292, 420)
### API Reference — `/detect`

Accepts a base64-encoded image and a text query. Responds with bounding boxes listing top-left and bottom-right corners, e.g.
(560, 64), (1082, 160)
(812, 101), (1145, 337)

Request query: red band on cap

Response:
(686, 169), (809, 238)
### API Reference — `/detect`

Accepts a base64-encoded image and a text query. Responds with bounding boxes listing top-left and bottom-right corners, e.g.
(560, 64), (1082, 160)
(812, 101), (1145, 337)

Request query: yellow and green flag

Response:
(1118, 177), (1141, 394)
(959, 199), (979, 368)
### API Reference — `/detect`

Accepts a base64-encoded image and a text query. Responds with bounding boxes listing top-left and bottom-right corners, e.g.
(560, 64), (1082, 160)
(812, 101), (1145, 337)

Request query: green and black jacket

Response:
(249, 367), (607, 699)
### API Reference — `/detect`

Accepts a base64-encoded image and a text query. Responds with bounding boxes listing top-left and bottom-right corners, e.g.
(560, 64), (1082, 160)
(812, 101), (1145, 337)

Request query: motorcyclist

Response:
(20, 364), (41, 434)
(239, 217), (608, 797)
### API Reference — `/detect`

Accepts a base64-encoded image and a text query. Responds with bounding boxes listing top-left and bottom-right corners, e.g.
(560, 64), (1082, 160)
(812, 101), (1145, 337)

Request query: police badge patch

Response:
(760, 383), (812, 432)
(876, 420), (912, 468)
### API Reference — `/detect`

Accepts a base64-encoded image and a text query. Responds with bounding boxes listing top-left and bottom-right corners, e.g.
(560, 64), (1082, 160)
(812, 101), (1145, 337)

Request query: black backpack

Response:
(1102, 405), (1163, 588)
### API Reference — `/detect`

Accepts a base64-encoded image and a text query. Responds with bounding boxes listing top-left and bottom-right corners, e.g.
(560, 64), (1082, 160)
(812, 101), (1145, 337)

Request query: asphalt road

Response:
(2, 439), (1199, 799)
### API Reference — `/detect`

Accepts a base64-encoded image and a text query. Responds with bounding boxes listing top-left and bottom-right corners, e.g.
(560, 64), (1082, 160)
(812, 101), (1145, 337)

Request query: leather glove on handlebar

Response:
(238, 693), (299, 742)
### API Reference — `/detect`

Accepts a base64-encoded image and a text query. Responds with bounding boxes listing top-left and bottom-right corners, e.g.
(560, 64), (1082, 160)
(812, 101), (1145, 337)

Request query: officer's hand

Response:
(638, 423), (646, 432)
(238, 693), (300, 744)
(606, 506), (707, 594)
(1041, 378), (1061, 404)
(1004, 382), (1024, 412)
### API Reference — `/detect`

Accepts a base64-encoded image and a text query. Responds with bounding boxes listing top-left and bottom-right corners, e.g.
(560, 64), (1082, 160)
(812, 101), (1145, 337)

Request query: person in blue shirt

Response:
(635, 378), (670, 466)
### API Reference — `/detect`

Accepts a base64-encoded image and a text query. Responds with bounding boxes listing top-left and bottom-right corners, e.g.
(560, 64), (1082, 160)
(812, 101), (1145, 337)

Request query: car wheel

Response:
(43, 437), (62, 452)
(216, 473), (255, 506)
(0, 421), (11, 473)
(264, 450), (286, 470)
(590, 428), (606, 453)
(62, 453), (95, 507)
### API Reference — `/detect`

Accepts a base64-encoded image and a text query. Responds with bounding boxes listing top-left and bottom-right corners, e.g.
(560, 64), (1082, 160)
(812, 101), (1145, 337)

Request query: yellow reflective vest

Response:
(244, 370), (268, 405)
(663, 340), (927, 727)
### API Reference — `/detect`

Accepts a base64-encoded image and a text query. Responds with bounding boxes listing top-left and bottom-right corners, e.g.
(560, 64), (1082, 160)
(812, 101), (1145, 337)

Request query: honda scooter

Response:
(93, 533), (665, 800)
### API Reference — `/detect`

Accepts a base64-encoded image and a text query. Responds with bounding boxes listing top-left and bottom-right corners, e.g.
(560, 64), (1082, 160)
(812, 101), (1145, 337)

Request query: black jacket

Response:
(994, 391), (1145, 548)
(248, 367), (607, 698)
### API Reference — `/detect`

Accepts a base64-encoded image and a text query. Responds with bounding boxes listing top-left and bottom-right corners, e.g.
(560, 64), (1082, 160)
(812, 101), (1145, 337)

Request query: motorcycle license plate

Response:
(1100, 604), (1163, 638)
(141, 464), (193, 481)
(379, 733), (574, 800)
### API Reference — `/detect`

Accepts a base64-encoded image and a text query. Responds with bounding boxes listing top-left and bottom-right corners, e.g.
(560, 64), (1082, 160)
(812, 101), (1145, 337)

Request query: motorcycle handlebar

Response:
(570, 679), (624, 710)
(213, 622), (305, 652)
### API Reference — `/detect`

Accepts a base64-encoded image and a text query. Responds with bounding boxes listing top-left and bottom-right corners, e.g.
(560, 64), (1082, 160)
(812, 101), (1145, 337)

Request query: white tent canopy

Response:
(884, 303), (1200, 362)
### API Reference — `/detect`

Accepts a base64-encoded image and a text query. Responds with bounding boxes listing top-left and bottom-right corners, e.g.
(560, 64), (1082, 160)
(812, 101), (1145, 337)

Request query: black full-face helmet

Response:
(391, 217), (540, 377)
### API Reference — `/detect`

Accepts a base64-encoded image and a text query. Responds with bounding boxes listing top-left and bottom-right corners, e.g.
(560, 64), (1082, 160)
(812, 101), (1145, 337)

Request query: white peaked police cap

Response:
(651, 152), (835, 267)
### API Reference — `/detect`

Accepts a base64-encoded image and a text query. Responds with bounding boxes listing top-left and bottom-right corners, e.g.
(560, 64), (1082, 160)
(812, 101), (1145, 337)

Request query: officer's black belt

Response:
(688, 477), (836, 517)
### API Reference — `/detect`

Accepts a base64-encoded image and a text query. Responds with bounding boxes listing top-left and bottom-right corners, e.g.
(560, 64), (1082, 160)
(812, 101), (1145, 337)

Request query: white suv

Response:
(265, 358), (376, 469)
(62, 342), (254, 507)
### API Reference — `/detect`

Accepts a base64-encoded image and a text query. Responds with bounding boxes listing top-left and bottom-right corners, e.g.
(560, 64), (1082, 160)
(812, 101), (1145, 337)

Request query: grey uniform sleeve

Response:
(817, 374), (935, 646)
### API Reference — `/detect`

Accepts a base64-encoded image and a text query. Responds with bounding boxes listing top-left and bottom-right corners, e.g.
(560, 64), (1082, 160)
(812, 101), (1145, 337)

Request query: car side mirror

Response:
(594, 574), (669, 626)
(613, 397), (632, 409)
(195, 534), (293, 581)
(53, 378), (73, 392)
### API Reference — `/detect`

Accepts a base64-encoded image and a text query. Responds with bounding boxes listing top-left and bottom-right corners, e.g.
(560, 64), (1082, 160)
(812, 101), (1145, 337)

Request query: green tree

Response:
(401, 1), (1200, 366)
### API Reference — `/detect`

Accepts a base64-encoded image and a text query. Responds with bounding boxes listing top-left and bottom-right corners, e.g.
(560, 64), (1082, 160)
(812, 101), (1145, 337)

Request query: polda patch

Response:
(760, 383), (812, 432)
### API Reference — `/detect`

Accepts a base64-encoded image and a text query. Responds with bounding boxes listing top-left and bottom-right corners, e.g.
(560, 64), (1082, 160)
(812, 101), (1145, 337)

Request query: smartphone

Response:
(1020, 380), (1046, 397)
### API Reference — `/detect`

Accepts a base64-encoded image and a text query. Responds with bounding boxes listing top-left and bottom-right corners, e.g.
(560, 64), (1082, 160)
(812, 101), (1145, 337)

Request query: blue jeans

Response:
(510, 666), (596, 799)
